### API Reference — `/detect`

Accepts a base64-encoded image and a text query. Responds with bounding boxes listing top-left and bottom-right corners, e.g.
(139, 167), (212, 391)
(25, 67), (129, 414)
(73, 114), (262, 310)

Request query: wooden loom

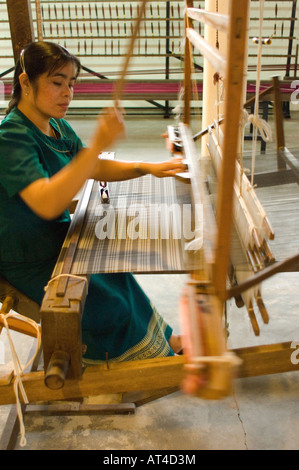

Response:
(1, 0), (299, 415)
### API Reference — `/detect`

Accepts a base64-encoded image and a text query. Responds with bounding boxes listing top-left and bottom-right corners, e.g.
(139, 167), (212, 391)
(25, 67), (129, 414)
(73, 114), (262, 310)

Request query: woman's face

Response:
(30, 61), (77, 120)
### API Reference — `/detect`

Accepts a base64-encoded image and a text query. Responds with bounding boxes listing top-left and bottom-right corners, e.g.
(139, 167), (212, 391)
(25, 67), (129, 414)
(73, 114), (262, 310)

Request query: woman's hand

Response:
(145, 157), (187, 178)
(90, 107), (126, 154)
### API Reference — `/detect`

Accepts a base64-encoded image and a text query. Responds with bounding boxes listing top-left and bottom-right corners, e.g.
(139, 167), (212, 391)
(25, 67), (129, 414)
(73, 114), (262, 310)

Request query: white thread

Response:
(241, 108), (273, 143)
(172, 86), (185, 121)
(172, 30), (186, 122)
(44, 273), (88, 292)
(0, 311), (41, 447)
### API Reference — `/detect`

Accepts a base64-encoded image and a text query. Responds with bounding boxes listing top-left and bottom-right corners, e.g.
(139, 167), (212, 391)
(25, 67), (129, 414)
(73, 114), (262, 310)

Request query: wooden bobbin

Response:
(44, 350), (70, 390)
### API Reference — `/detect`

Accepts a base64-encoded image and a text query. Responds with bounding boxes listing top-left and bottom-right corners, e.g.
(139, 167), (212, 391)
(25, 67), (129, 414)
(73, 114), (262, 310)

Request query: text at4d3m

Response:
(102, 454), (196, 466)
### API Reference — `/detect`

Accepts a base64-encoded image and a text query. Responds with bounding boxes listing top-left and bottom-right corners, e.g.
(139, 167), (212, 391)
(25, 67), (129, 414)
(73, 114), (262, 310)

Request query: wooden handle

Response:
(44, 350), (70, 390)
(227, 252), (299, 300)
(113, 0), (148, 106)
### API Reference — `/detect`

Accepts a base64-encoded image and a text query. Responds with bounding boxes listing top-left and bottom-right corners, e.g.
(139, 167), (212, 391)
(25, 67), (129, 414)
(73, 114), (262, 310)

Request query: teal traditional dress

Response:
(0, 107), (174, 362)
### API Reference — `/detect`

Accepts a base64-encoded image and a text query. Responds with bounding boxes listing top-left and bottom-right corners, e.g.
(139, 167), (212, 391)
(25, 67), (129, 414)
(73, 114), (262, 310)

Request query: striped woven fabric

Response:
(54, 175), (194, 276)
(52, 162), (299, 279)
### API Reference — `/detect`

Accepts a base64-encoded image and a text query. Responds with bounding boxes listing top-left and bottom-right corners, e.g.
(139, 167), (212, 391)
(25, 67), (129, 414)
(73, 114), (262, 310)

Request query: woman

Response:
(0, 41), (184, 362)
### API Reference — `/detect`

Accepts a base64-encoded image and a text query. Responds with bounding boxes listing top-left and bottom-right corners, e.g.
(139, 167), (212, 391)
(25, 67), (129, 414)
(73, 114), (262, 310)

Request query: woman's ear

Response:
(19, 72), (31, 96)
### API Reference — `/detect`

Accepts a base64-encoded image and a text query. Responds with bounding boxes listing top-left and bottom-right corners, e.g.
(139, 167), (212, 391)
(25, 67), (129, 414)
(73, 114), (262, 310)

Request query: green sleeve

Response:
(0, 125), (48, 198)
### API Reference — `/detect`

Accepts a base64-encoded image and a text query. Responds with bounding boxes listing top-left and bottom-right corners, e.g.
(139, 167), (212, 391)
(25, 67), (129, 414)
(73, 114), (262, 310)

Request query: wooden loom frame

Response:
(1, 0), (299, 410)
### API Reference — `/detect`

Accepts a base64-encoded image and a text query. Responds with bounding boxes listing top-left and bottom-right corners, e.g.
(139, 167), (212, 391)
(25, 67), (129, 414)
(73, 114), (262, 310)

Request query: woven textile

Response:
(54, 175), (193, 276)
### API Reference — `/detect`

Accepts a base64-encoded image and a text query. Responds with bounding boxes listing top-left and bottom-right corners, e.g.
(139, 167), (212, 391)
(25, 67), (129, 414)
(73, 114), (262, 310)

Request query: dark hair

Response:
(6, 41), (81, 115)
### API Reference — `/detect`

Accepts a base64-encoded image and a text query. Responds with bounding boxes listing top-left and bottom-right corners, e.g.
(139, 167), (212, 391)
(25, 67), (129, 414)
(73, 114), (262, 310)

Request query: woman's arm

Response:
(91, 156), (186, 182)
(20, 108), (125, 220)
(20, 108), (186, 220)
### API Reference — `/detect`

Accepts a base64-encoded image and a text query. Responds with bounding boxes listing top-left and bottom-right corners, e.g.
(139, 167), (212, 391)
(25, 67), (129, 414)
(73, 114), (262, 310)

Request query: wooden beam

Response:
(186, 28), (227, 77)
(227, 253), (299, 299)
(0, 356), (186, 406)
(183, 0), (195, 125)
(6, 0), (35, 63)
(187, 8), (229, 33)
(272, 75), (286, 171)
(245, 85), (274, 108)
(236, 342), (299, 378)
(1, 342), (299, 406)
(0, 316), (41, 339)
(273, 76), (285, 148)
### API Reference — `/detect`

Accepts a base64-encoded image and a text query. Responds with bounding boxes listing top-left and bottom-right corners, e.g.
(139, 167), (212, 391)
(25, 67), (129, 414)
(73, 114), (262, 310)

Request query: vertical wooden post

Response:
(212, 0), (250, 300)
(272, 75), (286, 170)
(6, 0), (35, 63)
(183, 0), (194, 125)
(201, 0), (229, 157)
(272, 76), (285, 150)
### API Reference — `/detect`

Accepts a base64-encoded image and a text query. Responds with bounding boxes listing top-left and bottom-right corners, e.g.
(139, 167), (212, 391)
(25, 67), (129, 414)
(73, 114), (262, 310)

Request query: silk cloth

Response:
(54, 175), (192, 277)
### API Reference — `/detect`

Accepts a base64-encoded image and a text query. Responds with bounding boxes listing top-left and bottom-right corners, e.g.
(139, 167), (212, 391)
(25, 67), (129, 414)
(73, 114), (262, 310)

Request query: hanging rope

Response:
(247, 0), (272, 186)
(44, 273), (88, 292)
(241, 107), (272, 144)
(0, 311), (41, 447)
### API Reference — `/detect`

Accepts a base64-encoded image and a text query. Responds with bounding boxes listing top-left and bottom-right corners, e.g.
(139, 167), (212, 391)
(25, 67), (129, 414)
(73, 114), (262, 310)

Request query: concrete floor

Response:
(0, 107), (299, 450)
